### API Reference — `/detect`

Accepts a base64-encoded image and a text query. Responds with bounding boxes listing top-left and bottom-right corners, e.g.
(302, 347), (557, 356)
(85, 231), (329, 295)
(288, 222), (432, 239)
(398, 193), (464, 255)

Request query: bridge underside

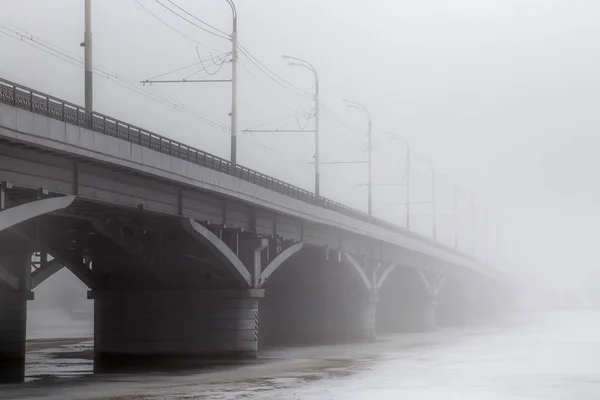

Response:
(260, 247), (375, 346)
(0, 182), (508, 383)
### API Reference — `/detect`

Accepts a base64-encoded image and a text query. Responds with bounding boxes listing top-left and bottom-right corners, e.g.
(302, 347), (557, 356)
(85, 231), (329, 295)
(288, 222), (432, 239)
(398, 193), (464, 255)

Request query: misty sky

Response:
(2, 0), (599, 296)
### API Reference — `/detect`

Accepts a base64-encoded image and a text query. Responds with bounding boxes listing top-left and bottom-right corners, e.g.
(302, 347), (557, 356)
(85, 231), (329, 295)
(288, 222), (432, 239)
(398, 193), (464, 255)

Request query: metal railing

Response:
(0, 77), (469, 259)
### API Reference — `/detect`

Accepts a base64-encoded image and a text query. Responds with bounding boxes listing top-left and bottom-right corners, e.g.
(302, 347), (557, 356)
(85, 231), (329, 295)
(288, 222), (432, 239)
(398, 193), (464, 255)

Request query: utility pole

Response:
(385, 133), (411, 230)
(83, 0), (93, 119)
(406, 144), (411, 230)
(345, 100), (372, 216)
(483, 210), (489, 264)
(282, 55), (320, 196)
(139, 1), (237, 163)
(315, 78), (320, 196)
(432, 170), (437, 241)
(454, 182), (459, 250)
(368, 117), (373, 217)
(229, 0), (238, 164)
(471, 196), (476, 256)
(419, 157), (437, 241)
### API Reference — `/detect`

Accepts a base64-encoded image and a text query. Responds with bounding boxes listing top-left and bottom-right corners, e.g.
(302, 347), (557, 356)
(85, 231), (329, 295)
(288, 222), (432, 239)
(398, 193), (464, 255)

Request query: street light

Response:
(417, 156), (437, 241)
(344, 100), (373, 216)
(82, 0), (93, 127)
(282, 55), (320, 196)
(225, 0), (238, 164)
(453, 180), (459, 250)
(385, 133), (411, 230)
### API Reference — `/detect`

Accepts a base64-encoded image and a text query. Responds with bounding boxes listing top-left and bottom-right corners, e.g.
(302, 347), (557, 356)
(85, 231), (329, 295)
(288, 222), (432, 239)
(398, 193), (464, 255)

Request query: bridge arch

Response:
(181, 219), (252, 288)
(435, 276), (467, 326)
(260, 242), (304, 284)
(0, 196), (76, 234)
(260, 246), (374, 345)
(376, 264), (435, 333)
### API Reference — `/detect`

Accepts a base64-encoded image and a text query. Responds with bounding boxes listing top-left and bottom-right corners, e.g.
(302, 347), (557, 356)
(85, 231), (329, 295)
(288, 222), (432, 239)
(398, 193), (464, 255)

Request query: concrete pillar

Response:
(0, 249), (30, 384)
(93, 289), (263, 372)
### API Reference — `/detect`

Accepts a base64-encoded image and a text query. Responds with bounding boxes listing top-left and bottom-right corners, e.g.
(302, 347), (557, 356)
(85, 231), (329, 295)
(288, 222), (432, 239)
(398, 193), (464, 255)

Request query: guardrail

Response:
(0, 77), (468, 258)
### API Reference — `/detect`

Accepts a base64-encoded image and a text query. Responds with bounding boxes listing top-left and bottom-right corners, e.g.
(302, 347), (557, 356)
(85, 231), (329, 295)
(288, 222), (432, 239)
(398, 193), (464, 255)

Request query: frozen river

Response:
(3, 309), (600, 399)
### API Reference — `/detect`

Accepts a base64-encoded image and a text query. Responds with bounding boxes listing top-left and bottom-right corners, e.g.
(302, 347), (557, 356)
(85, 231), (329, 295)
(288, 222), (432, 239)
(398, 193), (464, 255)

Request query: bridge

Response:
(0, 78), (508, 383)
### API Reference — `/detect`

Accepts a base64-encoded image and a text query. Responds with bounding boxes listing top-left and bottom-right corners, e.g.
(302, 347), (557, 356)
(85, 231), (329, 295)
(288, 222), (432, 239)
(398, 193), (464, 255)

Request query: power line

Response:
(244, 109), (313, 131)
(133, 0), (223, 53)
(238, 43), (313, 99)
(154, 0), (231, 41)
(0, 20), (195, 112)
(0, 23), (229, 132)
(165, 0), (230, 38)
(193, 47), (228, 76)
(238, 58), (305, 112)
(145, 51), (230, 81)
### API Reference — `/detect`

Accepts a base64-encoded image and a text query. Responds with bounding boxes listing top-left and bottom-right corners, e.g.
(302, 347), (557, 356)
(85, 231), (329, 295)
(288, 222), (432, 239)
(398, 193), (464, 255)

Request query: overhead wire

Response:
(144, 51), (229, 81)
(154, 0), (231, 41)
(0, 22), (229, 132)
(2, 5), (455, 226)
(164, 0), (230, 38)
(192, 47), (228, 76)
(244, 109), (314, 131)
(238, 58), (307, 113)
(238, 44), (313, 99)
(133, 0), (223, 53)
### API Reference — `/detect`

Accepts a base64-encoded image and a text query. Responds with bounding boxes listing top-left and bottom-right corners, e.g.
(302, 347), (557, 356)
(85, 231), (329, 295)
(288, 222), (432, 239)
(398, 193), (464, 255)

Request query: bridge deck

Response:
(0, 77), (498, 279)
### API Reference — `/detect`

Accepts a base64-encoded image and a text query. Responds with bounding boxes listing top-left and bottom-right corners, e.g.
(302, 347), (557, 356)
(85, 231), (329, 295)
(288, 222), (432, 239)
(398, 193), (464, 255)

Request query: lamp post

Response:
(470, 195), (476, 256)
(345, 100), (372, 216)
(82, 0), (93, 124)
(419, 157), (437, 241)
(385, 133), (411, 230)
(453, 181), (459, 250)
(225, 0), (238, 164)
(282, 55), (320, 196)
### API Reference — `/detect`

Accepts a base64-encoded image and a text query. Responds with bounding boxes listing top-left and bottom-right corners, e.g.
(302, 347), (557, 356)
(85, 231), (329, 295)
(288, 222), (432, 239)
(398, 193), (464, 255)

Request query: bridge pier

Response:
(0, 242), (31, 384)
(92, 289), (263, 372)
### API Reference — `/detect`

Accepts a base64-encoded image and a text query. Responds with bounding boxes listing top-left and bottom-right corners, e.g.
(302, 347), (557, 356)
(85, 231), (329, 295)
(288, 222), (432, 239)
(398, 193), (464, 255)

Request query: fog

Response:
(2, 0), (600, 323)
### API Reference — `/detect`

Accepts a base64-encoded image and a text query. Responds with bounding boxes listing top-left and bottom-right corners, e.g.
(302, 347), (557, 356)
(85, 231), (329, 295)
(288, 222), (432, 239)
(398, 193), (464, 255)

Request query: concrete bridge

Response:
(0, 78), (508, 383)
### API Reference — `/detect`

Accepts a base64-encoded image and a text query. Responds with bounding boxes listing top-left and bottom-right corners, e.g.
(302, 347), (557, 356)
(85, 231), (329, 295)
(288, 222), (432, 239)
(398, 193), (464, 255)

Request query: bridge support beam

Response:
(91, 289), (264, 372)
(0, 244), (31, 384)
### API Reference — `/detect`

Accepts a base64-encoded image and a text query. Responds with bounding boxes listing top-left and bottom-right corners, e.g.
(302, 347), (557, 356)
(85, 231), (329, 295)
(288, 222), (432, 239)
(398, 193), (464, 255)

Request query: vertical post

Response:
(454, 182), (459, 250)
(344, 100), (372, 215)
(367, 118), (373, 217)
(0, 182), (11, 210)
(421, 158), (436, 241)
(471, 196), (476, 256)
(0, 185), (5, 211)
(483, 210), (489, 264)
(253, 239), (268, 288)
(406, 144), (411, 230)
(83, 0), (93, 121)
(314, 77), (320, 197)
(0, 246), (30, 384)
(282, 56), (320, 196)
(432, 169), (437, 241)
(230, 5), (238, 164)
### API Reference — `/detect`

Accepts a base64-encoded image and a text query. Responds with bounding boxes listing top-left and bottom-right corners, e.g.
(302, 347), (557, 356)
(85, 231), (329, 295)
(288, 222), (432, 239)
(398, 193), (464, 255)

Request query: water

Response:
(4, 309), (600, 399)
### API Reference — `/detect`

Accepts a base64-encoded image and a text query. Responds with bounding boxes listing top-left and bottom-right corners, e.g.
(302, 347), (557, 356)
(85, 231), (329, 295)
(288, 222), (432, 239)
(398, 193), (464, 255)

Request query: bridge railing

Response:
(0, 78), (473, 260)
